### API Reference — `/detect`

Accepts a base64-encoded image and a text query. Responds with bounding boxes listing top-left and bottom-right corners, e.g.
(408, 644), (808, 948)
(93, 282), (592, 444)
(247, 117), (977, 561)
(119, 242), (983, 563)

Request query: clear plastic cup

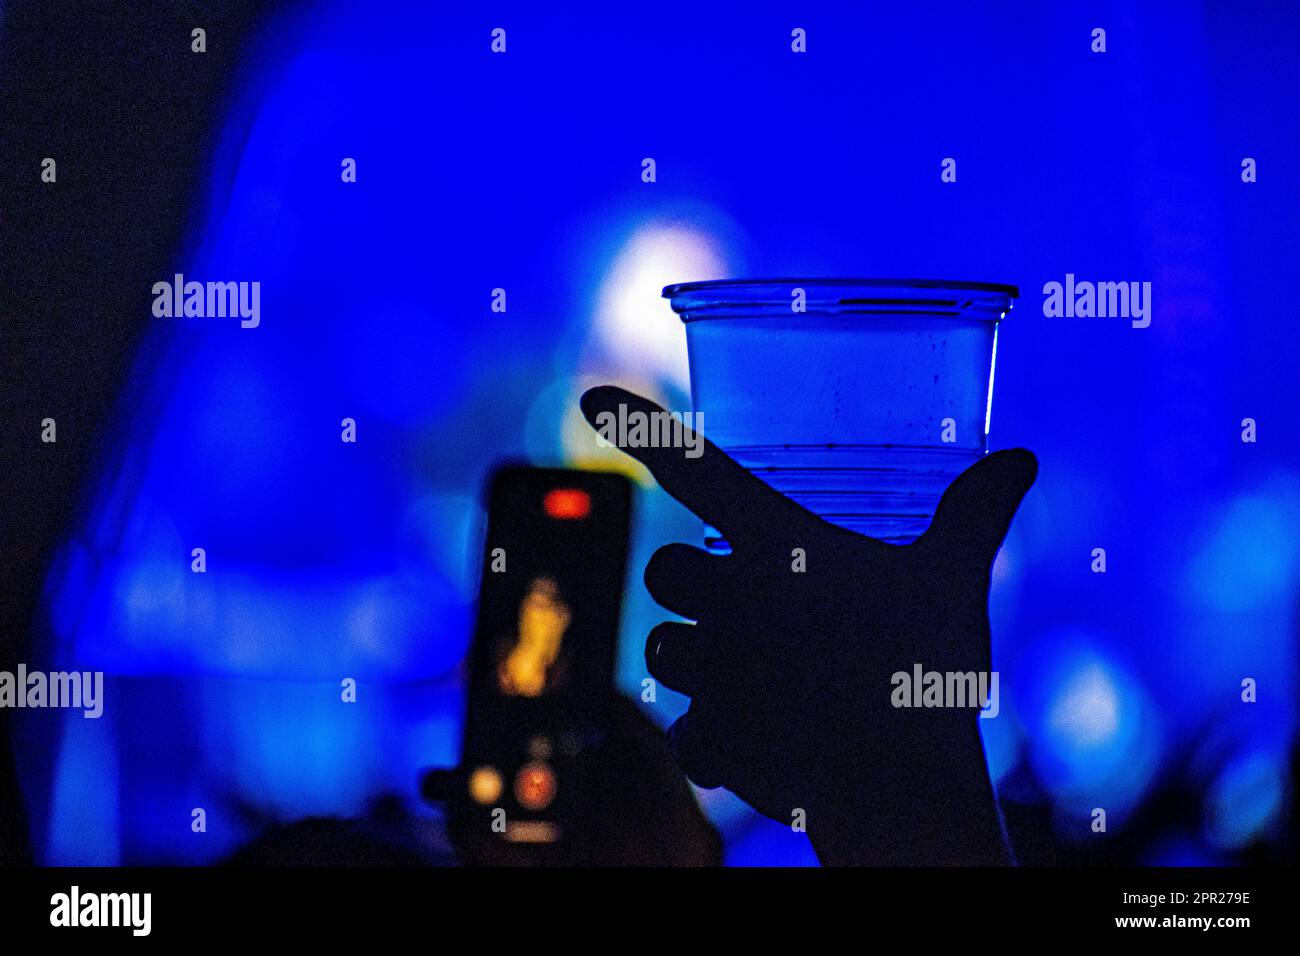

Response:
(662, 279), (1017, 551)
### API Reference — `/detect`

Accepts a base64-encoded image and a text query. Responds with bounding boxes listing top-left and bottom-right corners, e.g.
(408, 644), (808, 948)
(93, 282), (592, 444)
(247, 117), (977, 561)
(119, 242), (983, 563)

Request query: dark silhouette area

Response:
(223, 815), (437, 867)
(0, 0), (270, 866)
(579, 386), (1036, 865)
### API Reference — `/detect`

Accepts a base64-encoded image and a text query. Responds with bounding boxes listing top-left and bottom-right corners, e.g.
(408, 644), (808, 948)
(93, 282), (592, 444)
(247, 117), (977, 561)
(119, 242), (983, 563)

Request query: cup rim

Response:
(662, 277), (1019, 298)
(662, 278), (1018, 322)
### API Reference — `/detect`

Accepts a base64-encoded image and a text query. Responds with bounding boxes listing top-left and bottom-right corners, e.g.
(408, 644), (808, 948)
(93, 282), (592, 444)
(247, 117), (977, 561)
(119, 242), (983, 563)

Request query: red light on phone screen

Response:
(515, 762), (558, 811)
(543, 488), (591, 520)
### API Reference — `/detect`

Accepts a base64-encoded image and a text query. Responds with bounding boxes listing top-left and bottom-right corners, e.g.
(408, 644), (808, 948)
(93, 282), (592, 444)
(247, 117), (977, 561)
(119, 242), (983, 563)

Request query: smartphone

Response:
(451, 464), (632, 859)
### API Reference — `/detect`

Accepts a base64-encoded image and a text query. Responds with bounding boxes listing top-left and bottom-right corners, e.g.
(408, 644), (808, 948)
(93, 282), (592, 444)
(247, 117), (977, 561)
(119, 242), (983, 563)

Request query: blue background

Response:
(23, 0), (1300, 864)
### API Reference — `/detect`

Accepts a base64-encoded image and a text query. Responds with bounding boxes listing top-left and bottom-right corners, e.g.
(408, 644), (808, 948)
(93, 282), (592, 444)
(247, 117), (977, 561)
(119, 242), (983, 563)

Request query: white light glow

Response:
(1048, 663), (1121, 747)
(593, 222), (729, 389)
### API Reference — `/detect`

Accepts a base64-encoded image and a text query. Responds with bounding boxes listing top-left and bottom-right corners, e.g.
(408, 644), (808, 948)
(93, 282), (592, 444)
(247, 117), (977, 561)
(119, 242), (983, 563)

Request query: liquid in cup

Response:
(663, 279), (1017, 551)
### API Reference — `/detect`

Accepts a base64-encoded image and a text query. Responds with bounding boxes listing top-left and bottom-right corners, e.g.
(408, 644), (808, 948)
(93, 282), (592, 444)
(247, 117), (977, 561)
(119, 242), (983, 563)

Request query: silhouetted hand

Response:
(581, 386), (1037, 865)
(422, 694), (722, 866)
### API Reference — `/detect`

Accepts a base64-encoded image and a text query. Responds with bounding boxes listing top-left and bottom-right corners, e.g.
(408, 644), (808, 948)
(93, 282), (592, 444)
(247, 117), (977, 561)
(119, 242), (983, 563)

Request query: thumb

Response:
(921, 449), (1037, 571)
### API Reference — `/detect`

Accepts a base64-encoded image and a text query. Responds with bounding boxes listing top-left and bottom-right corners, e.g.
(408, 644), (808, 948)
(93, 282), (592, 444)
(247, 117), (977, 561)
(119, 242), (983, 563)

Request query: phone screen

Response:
(456, 465), (632, 850)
